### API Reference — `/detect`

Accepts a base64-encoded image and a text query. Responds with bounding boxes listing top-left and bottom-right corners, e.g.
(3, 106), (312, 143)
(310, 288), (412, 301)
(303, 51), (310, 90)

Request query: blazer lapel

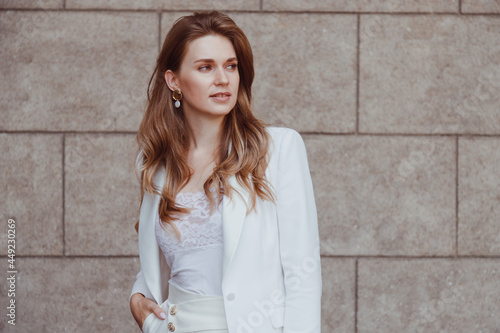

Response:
(222, 175), (250, 279)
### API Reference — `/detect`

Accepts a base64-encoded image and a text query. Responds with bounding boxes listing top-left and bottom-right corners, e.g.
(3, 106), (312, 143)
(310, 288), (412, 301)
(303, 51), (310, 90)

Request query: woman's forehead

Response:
(183, 35), (237, 64)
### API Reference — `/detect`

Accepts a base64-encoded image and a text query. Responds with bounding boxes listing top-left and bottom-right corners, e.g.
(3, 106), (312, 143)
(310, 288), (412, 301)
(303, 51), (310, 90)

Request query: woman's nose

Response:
(214, 68), (229, 85)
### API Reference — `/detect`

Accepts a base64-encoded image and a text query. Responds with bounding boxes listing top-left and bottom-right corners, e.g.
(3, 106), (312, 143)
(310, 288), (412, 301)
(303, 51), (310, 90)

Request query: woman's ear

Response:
(164, 70), (179, 92)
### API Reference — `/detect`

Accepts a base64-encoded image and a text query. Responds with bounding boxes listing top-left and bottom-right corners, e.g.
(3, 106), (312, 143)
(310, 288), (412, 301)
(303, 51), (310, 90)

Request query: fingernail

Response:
(160, 312), (166, 320)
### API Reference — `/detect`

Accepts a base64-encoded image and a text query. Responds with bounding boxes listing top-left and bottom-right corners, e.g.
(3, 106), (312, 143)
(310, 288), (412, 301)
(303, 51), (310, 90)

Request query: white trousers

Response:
(141, 283), (228, 333)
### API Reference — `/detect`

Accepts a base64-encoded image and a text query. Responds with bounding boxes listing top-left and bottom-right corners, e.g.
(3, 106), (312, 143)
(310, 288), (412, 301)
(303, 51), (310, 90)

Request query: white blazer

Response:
(131, 127), (322, 332)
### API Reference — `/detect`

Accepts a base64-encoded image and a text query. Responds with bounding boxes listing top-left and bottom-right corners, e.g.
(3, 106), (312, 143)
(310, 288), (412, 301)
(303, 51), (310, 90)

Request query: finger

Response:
(147, 302), (166, 320)
(152, 304), (167, 320)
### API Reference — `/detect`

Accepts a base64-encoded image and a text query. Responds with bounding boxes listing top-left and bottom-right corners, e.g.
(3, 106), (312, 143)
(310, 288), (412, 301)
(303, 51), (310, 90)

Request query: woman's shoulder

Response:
(265, 126), (307, 165)
(265, 126), (305, 148)
(265, 126), (301, 141)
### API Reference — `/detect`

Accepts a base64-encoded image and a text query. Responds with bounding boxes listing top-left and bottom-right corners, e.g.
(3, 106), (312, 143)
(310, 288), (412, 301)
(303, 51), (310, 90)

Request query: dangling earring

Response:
(172, 89), (182, 108)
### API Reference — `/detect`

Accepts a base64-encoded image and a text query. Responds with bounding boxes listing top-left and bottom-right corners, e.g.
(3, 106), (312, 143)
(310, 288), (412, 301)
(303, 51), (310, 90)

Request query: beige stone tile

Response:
(0, 0), (63, 9)
(458, 137), (500, 255)
(64, 134), (139, 255)
(67, 0), (259, 10)
(161, 13), (357, 133)
(0, 257), (141, 332)
(358, 258), (500, 332)
(462, 0), (500, 13)
(305, 135), (456, 256)
(264, 0), (459, 12)
(321, 258), (355, 332)
(0, 11), (157, 131)
(239, 13), (357, 132)
(359, 16), (500, 134)
(0, 134), (63, 255)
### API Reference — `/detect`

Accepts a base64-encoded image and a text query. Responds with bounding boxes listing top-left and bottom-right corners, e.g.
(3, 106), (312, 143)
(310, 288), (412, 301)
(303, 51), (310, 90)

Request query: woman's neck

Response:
(185, 113), (224, 153)
(181, 115), (224, 192)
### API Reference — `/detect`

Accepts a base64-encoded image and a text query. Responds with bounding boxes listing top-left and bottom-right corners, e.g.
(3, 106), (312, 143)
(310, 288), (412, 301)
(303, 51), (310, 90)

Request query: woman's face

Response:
(167, 34), (240, 121)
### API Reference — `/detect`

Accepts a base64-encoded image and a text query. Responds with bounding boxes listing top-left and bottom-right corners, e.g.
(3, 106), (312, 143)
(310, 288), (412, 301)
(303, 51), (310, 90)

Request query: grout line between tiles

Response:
(355, 14), (360, 134)
(4, 255), (140, 259)
(2, 131), (500, 138)
(4, 254), (500, 259)
(455, 136), (460, 256)
(321, 254), (500, 259)
(300, 132), (500, 137)
(0, 131), (138, 135)
(1, 8), (500, 16)
(354, 258), (359, 333)
(62, 134), (66, 256)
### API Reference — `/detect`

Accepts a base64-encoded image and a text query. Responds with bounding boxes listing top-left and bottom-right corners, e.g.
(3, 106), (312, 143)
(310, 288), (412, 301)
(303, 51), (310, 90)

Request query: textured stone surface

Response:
(67, 0), (259, 10)
(459, 137), (500, 255)
(321, 258), (355, 333)
(359, 16), (500, 134)
(239, 13), (357, 132)
(264, 0), (459, 12)
(305, 135), (456, 256)
(65, 134), (139, 255)
(1, 4), (499, 333)
(358, 258), (500, 332)
(462, 0), (500, 13)
(0, 134), (63, 255)
(0, 257), (141, 332)
(0, 0), (63, 9)
(161, 13), (357, 132)
(0, 11), (157, 131)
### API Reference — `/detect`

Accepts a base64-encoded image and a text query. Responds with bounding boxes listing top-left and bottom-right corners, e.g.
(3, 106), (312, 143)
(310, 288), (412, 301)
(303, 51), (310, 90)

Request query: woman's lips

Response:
(210, 92), (231, 102)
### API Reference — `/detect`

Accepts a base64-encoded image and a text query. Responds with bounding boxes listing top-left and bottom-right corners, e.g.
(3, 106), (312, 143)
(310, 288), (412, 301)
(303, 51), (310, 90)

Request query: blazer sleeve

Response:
(130, 269), (155, 302)
(275, 129), (322, 332)
(129, 150), (156, 303)
(129, 150), (171, 304)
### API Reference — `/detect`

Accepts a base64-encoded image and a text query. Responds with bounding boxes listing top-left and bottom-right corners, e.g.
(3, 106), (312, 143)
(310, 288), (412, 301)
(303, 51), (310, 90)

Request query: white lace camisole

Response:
(154, 189), (223, 296)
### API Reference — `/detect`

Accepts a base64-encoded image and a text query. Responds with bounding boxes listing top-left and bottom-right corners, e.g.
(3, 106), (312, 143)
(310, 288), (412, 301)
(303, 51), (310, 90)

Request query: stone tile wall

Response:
(0, 1), (499, 332)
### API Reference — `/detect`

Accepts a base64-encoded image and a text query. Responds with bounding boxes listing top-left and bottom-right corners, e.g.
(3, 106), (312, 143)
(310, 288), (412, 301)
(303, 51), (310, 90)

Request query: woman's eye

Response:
(227, 64), (238, 70)
(199, 65), (211, 71)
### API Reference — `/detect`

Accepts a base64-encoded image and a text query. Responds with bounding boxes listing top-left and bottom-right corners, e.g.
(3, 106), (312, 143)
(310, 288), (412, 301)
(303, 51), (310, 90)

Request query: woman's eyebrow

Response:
(194, 58), (213, 63)
(194, 57), (238, 64)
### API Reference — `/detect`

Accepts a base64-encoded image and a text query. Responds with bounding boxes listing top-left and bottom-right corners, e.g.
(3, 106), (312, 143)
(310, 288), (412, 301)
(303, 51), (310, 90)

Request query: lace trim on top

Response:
(155, 188), (223, 259)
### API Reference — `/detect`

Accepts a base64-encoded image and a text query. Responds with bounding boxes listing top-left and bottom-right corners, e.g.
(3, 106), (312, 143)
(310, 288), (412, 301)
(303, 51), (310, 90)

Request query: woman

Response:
(130, 11), (322, 333)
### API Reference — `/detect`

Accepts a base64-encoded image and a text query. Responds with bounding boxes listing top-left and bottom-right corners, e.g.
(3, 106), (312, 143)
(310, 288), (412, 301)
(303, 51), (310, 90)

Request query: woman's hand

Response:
(130, 293), (167, 329)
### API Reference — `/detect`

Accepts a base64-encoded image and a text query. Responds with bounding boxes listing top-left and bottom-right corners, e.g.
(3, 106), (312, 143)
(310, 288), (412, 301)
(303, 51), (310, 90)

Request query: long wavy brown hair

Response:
(135, 11), (275, 235)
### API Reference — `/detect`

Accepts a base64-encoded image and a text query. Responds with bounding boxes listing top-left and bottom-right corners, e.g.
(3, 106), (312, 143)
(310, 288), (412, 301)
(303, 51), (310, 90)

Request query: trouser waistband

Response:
(165, 283), (228, 332)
